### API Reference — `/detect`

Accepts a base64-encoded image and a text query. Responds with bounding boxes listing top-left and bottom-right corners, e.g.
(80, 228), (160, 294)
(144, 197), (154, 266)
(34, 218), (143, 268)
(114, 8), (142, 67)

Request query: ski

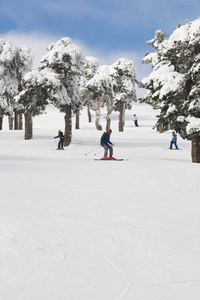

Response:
(165, 148), (182, 150)
(50, 149), (65, 150)
(94, 158), (124, 161)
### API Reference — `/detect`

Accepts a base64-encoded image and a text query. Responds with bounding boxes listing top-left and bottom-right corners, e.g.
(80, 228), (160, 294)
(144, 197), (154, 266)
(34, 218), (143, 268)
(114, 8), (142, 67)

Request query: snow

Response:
(41, 37), (83, 71)
(166, 104), (176, 116)
(142, 64), (185, 100)
(23, 69), (61, 88)
(164, 18), (200, 47)
(186, 116), (200, 135)
(1, 104), (200, 300)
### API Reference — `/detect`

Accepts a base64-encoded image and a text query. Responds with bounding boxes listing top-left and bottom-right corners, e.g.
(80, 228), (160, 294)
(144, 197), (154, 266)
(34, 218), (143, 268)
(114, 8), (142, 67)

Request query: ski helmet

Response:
(107, 128), (112, 134)
(172, 131), (175, 134)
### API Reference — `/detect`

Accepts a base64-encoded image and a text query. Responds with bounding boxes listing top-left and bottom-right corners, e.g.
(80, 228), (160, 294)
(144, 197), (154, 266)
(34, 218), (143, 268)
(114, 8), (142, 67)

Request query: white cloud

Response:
(0, 31), (60, 69)
(74, 39), (151, 77)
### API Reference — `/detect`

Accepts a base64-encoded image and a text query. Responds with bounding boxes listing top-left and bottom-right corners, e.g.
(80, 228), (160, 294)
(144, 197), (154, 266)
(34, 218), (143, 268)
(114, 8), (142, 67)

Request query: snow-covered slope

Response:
(0, 104), (199, 300)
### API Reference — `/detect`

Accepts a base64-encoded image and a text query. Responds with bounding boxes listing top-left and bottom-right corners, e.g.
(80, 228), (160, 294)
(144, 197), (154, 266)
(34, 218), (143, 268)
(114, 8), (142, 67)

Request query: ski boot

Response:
(109, 155), (115, 160)
(102, 155), (109, 160)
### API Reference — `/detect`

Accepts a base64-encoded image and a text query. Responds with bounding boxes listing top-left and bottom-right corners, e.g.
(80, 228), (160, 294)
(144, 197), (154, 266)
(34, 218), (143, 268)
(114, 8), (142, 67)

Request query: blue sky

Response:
(0, 0), (199, 86)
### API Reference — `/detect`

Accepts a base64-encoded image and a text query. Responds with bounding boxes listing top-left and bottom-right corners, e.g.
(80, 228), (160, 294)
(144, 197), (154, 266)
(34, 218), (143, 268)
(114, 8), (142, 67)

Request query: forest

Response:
(1, 18), (200, 162)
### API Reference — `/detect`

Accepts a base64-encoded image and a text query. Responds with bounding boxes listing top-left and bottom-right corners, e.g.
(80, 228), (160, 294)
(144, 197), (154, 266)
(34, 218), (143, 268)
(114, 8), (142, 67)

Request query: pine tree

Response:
(16, 68), (61, 139)
(84, 58), (137, 131)
(141, 18), (200, 163)
(85, 64), (116, 130)
(0, 40), (33, 130)
(80, 56), (99, 123)
(17, 37), (85, 144)
(40, 37), (85, 146)
(112, 58), (137, 131)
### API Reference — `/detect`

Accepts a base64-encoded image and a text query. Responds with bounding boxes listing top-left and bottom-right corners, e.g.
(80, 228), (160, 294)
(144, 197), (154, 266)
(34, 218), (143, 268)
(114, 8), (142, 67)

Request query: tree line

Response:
(0, 37), (137, 146)
(1, 18), (200, 162)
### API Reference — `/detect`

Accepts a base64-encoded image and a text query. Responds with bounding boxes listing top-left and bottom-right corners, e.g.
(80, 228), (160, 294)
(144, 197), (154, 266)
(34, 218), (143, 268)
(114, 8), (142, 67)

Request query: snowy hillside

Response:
(0, 104), (200, 300)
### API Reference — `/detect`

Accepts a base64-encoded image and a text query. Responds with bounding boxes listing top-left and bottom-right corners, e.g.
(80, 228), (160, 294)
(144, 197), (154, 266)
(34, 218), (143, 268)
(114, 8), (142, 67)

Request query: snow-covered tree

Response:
(141, 18), (200, 163)
(40, 37), (85, 146)
(16, 69), (61, 139)
(0, 40), (33, 130)
(84, 58), (137, 131)
(112, 58), (137, 131)
(85, 64), (116, 130)
(80, 56), (99, 123)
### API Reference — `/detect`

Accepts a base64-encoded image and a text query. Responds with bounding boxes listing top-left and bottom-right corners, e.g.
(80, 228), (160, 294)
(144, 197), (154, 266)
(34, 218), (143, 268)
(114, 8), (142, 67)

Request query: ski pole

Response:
(94, 149), (102, 156)
(85, 147), (101, 156)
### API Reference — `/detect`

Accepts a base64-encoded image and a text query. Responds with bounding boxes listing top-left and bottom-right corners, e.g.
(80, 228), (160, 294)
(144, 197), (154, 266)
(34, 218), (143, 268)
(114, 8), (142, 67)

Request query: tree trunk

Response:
(118, 103), (125, 132)
(106, 115), (111, 130)
(64, 104), (72, 146)
(19, 111), (23, 130)
(87, 104), (92, 123)
(75, 111), (80, 129)
(95, 96), (103, 131)
(24, 110), (32, 140)
(14, 110), (18, 130)
(0, 116), (3, 130)
(191, 135), (200, 163)
(106, 104), (113, 130)
(14, 110), (23, 130)
(9, 115), (14, 130)
(157, 124), (164, 133)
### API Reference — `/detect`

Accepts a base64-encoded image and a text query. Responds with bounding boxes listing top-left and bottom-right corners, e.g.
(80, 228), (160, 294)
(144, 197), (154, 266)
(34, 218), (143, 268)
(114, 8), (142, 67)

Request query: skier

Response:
(100, 128), (115, 160)
(133, 114), (139, 127)
(54, 130), (64, 150)
(169, 131), (179, 149)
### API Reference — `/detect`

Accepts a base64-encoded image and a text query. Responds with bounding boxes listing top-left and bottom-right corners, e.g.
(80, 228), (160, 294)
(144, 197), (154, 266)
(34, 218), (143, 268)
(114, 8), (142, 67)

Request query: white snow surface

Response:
(1, 104), (200, 300)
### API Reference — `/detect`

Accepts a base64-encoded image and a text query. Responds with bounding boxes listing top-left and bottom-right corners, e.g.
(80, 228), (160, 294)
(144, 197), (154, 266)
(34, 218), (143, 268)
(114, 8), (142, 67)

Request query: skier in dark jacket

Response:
(169, 131), (179, 149)
(54, 130), (64, 150)
(100, 128), (115, 159)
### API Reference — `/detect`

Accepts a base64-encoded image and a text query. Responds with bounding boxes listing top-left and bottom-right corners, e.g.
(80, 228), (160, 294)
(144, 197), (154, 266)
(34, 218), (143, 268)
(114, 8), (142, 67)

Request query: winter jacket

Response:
(172, 133), (177, 142)
(100, 132), (112, 146)
(55, 131), (64, 140)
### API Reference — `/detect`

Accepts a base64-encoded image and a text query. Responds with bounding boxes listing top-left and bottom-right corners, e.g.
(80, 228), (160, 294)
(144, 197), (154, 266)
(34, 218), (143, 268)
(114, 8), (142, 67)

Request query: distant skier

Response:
(54, 130), (64, 150)
(100, 128), (115, 160)
(133, 114), (139, 127)
(169, 131), (179, 149)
